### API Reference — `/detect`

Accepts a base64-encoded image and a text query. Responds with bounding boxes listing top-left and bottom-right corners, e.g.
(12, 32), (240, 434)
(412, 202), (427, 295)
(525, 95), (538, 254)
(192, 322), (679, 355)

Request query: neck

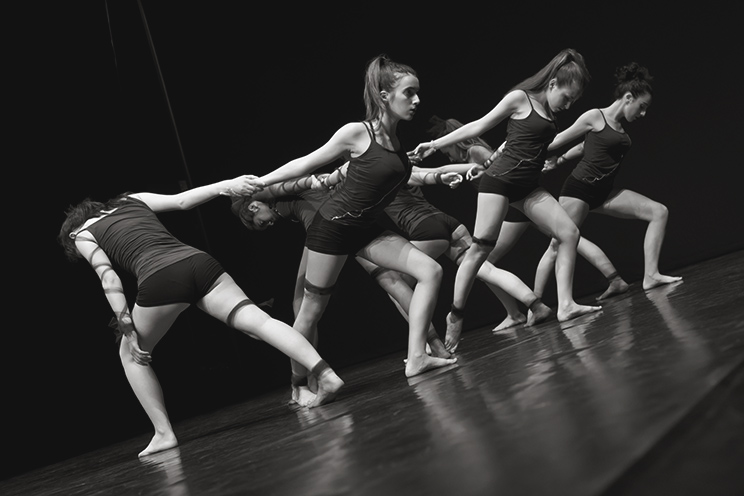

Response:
(604, 99), (626, 124)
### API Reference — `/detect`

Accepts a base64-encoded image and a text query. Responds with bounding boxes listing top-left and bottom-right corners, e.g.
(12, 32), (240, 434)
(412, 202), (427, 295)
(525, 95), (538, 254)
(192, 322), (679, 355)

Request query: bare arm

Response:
(547, 108), (602, 152)
(413, 91), (524, 158)
(132, 175), (261, 213)
(258, 123), (365, 186)
(74, 233), (151, 364)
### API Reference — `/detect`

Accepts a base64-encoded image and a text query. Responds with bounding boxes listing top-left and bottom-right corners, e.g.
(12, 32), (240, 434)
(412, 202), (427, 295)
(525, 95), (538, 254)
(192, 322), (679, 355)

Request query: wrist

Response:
(430, 140), (438, 151)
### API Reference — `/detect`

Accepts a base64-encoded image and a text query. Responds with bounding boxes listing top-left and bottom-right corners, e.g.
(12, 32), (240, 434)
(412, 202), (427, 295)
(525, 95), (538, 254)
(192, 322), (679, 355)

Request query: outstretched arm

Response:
(409, 164), (473, 187)
(258, 123), (365, 187)
(413, 91), (523, 159)
(547, 108), (601, 152)
(132, 175), (262, 213)
(74, 234), (151, 365)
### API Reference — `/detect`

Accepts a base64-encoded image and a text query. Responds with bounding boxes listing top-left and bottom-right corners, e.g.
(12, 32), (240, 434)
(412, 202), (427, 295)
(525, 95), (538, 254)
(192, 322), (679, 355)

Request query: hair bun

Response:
(616, 62), (652, 84)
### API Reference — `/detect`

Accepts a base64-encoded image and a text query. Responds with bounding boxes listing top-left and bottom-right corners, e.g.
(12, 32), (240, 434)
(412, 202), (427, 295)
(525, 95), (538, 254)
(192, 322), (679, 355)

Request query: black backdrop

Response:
(7, 1), (742, 480)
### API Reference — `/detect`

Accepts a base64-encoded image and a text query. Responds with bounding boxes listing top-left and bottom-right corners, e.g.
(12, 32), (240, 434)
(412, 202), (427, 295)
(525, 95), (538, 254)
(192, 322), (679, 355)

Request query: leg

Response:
(358, 233), (456, 376)
(523, 189), (601, 322)
(356, 255), (451, 359)
(198, 273), (344, 407)
(126, 302), (190, 457)
(448, 224), (551, 330)
(447, 193), (510, 350)
(596, 189), (682, 289)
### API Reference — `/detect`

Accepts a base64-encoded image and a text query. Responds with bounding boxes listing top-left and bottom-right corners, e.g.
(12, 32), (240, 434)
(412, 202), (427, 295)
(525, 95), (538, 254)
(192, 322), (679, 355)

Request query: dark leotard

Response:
(82, 197), (224, 306)
(479, 91), (557, 201)
(306, 122), (411, 255)
(561, 110), (632, 209)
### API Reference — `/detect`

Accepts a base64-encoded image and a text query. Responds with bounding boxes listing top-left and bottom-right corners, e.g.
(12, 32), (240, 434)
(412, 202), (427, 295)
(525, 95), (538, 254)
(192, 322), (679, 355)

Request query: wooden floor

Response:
(4, 251), (744, 496)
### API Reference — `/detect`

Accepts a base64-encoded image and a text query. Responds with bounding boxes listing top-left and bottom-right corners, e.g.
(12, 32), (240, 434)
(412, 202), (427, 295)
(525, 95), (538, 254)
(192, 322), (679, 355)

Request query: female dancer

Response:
(57, 176), (344, 457)
(413, 49), (600, 351)
(323, 161), (554, 342)
(533, 63), (681, 297)
(251, 54), (456, 382)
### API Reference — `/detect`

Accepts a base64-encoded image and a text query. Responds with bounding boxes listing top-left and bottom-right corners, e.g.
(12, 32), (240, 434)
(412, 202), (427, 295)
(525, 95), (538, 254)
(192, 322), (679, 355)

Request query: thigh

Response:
(358, 232), (437, 280)
(473, 192), (510, 241)
(131, 302), (190, 351)
(304, 250), (348, 289)
(410, 239), (450, 259)
(595, 188), (659, 221)
(558, 196), (591, 227)
(523, 188), (577, 240)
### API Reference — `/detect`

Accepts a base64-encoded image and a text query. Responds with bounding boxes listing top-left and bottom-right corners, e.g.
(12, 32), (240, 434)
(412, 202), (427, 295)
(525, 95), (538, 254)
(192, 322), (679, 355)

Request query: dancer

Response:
(322, 161), (553, 335)
(413, 49), (600, 352)
(57, 176), (344, 457)
(250, 54), (457, 384)
(533, 62), (681, 298)
(425, 116), (547, 331)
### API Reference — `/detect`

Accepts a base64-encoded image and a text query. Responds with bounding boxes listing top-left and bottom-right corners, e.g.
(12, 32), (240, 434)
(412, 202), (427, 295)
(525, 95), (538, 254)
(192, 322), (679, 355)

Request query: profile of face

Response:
(546, 80), (582, 113)
(623, 92), (652, 122)
(246, 200), (278, 230)
(383, 74), (420, 121)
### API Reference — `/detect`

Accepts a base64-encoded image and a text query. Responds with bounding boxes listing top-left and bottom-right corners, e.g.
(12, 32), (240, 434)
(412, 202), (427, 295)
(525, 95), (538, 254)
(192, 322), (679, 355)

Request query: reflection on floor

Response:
(3, 251), (744, 496)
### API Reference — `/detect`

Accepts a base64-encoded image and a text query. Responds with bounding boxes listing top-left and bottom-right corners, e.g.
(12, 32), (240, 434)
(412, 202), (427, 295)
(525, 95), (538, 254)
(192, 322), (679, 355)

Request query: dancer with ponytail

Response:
(533, 63), (681, 299)
(58, 176), (344, 457)
(414, 49), (600, 352)
(252, 54), (456, 388)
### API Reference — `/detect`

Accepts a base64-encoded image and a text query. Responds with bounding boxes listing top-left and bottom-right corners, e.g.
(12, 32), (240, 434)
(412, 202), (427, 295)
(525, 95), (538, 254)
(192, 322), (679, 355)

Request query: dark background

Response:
(7, 1), (742, 480)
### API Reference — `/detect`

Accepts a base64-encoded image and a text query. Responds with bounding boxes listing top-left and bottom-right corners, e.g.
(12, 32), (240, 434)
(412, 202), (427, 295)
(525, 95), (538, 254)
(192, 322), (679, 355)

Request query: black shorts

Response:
(407, 213), (460, 241)
(478, 173), (538, 203)
(560, 175), (617, 210)
(136, 253), (225, 307)
(305, 213), (386, 255)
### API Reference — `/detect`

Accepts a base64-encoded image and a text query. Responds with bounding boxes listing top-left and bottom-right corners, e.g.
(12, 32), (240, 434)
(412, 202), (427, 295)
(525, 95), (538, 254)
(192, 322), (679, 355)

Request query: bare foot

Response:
(526, 302), (553, 326)
(597, 278), (630, 300)
(405, 353), (457, 378)
(138, 431), (178, 457)
(291, 385), (317, 407)
(427, 333), (452, 359)
(444, 311), (464, 352)
(643, 273), (683, 291)
(493, 313), (527, 331)
(557, 302), (601, 323)
(308, 369), (344, 408)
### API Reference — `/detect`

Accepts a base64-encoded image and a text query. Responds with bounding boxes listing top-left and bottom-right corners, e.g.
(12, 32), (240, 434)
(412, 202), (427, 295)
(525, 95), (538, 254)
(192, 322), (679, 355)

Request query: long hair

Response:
(363, 54), (417, 123)
(613, 62), (653, 99)
(511, 48), (591, 96)
(427, 115), (493, 163)
(57, 192), (134, 261)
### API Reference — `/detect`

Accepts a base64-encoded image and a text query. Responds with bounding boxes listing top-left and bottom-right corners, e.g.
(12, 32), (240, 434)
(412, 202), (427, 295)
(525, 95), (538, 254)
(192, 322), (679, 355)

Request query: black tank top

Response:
(571, 110), (632, 184)
(82, 198), (202, 283)
(318, 122), (411, 226)
(486, 90), (557, 182)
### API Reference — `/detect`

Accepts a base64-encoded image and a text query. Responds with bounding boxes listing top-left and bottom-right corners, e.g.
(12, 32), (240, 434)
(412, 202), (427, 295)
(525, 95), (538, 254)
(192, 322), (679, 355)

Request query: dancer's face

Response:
(546, 80), (581, 113)
(248, 201), (277, 230)
(623, 92), (652, 122)
(385, 74), (420, 121)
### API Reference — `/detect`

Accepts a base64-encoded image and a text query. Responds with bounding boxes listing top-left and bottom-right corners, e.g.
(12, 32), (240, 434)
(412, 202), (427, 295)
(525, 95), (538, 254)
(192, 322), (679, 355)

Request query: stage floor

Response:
(4, 251), (744, 496)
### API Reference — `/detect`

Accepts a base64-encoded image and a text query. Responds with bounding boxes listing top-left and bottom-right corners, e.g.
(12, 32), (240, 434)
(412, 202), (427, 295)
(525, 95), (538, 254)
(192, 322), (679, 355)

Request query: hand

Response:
(406, 151), (422, 166)
(411, 142), (437, 161)
(440, 172), (463, 189)
(123, 331), (152, 366)
(542, 157), (558, 173)
(223, 175), (265, 197)
(312, 174), (330, 190)
(466, 165), (486, 181)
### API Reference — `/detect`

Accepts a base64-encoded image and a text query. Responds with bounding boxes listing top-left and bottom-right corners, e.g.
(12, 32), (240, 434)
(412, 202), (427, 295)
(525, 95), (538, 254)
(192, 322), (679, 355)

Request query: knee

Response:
(555, 224), (580, 246)
(418, 258), (443, 285)
(651, 202), (669, 222)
